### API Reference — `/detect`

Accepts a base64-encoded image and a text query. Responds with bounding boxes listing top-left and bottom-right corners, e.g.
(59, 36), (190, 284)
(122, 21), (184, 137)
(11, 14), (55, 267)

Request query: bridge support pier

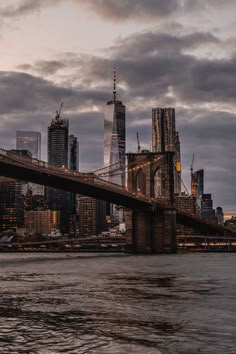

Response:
(151, 209), (176, 253)
(126, 209), (177, 254)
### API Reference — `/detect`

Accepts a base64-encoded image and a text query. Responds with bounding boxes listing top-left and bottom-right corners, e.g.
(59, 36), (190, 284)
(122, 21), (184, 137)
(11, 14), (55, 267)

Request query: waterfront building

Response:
(225, 216), (236, 232)
(175, 193), (199, 214)
(0, 177), (24, 231)
(16, 131), (44, 196)
(25, 210), (60, 235)
(201, 194), (217, 223)
(47, 107), (74, 233)
(79, 197), (106, 238)
(152, 108), (181, 194)
(216, 206), (224, 226)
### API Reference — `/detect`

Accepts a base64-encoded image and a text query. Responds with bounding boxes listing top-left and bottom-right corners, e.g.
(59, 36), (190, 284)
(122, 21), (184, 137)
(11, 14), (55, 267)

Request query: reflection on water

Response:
(0, 253), (235, 353)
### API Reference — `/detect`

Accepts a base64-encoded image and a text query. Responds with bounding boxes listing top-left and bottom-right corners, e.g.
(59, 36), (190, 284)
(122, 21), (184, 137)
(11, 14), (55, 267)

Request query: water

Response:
(0, 253), (235, 354)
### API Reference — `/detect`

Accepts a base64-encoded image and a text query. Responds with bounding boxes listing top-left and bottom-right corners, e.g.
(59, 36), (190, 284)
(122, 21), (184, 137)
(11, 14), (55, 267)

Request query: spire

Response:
(113, 65), (116, 102)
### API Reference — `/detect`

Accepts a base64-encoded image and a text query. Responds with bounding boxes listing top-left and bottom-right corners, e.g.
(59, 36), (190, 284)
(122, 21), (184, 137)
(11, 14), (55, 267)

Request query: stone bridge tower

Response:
(125, 151), (176, 253)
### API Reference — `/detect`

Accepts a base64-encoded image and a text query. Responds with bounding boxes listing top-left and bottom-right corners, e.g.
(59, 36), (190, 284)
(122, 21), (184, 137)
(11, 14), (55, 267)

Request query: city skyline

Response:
(0, 1), (235, 215)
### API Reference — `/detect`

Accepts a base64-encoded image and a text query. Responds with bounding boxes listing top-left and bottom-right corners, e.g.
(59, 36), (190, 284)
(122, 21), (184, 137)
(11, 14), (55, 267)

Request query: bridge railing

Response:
(0, 149), (164, 205)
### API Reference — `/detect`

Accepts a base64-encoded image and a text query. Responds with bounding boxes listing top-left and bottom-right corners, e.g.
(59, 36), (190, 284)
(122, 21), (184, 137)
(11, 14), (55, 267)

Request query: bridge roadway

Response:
(0, 149), (230, 235)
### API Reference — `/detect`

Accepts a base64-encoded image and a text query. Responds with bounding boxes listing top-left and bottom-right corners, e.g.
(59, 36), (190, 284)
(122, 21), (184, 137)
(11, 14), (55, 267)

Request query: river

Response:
(0, 253), (235, 353)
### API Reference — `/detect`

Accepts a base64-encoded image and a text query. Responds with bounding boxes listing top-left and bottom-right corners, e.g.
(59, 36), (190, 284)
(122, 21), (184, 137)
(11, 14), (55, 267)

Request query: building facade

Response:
(201, 194), (217, 223)
(216, 206), (224, 226)
(0, 178), (24, 231)
(69, 134), (79, 171)
(16, 131), (44, 196)
(47, 110), (74, 233)
(79, 197), (106, 238)
(104, 68), (126, 187)
(25, 210), (60, 235)
(191, 169), (204, 198)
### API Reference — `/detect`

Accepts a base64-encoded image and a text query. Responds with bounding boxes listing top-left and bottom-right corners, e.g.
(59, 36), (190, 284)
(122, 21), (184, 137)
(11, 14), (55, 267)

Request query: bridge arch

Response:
(136, 169), (146, 195)
(153, 167), (162, 197)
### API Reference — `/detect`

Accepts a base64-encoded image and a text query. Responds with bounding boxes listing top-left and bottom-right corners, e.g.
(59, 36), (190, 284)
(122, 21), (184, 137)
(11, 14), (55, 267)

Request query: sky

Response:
(0, 0), (235, 216)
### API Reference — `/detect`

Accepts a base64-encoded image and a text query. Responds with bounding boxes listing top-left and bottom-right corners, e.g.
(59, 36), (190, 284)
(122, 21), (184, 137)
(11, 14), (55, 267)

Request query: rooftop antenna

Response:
(55, 101), (63, 120)
(113, 65), (116, 102)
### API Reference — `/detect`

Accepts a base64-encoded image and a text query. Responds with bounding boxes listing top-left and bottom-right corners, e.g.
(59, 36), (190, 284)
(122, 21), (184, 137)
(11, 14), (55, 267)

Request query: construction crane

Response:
(136, 132), (141, 153)
(55, 101), (63, 120)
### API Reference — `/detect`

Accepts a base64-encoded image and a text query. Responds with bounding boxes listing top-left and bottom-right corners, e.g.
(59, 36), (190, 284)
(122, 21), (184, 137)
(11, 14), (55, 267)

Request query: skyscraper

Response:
(47, 106), (74, 233)
(48, 108), (69, 167)
(69, 134), (79, 171)
(0, 177), (24, 231)
(16, 131), (43, 195)
(16, 131), (41, 159)
(216, 206), (224, 226)
(79, 197), (106, 238)
(104, 67), (126, 186)
(191, 169), (204, 198)
(152, 108), (181, 194)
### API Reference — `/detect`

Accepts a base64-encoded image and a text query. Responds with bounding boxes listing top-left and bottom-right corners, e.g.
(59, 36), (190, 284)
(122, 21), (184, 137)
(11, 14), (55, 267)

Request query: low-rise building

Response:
(25, 210), (60, 235)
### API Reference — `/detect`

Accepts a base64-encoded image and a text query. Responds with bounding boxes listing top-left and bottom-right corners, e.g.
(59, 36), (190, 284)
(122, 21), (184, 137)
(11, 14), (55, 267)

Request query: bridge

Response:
(0, 148), (231, 253)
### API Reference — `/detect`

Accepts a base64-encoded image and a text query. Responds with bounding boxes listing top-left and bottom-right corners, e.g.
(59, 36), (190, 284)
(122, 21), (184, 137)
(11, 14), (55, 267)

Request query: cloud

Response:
(1, 0), (236, 22)
(0, 0), (180, 20)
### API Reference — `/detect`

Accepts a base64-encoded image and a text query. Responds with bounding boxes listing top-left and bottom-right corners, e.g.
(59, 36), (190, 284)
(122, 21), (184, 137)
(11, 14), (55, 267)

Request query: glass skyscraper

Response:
(104, 67), (126, 187)
(16, 131), (43, 196)
(68, 134), (79, 171)
(16, 131), (41, 159)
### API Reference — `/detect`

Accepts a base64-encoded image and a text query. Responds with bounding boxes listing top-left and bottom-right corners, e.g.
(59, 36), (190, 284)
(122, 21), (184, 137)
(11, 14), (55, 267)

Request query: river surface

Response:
(0, 253), (235, 354)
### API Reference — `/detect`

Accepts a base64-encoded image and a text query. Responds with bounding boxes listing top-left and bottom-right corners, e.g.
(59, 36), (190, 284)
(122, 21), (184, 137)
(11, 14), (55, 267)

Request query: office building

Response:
(69, 134), (79, 171)
(16, 131), (41, 158)
(201, 194), (217, 223)
(104, 67), (126, 222)
(0, 178), (24, 231)
(79, 197), (106, 238)
(25, 210), (60, 235)
(216, 206), (224, 226)
(175, 193), (199, 215)
(191, 169), (204, 198)
(47, 107), (74, 233)
(225, 216), (236, 232)
(16, 131), (44, 196)
(174, 132), (181, 194)
(104, 67), (126, 186)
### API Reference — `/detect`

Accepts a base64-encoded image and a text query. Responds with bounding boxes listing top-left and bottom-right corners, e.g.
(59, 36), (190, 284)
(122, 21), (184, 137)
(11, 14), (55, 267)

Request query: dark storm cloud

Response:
(18, 61), (66, 76)
(2, 0), (236, 21)
(0, 71), (108, 114)
(111, 31), (219, 57)
(0, 0), (180, 20)
(0, 71), (109, 170)
(49, 30), (234, 106)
